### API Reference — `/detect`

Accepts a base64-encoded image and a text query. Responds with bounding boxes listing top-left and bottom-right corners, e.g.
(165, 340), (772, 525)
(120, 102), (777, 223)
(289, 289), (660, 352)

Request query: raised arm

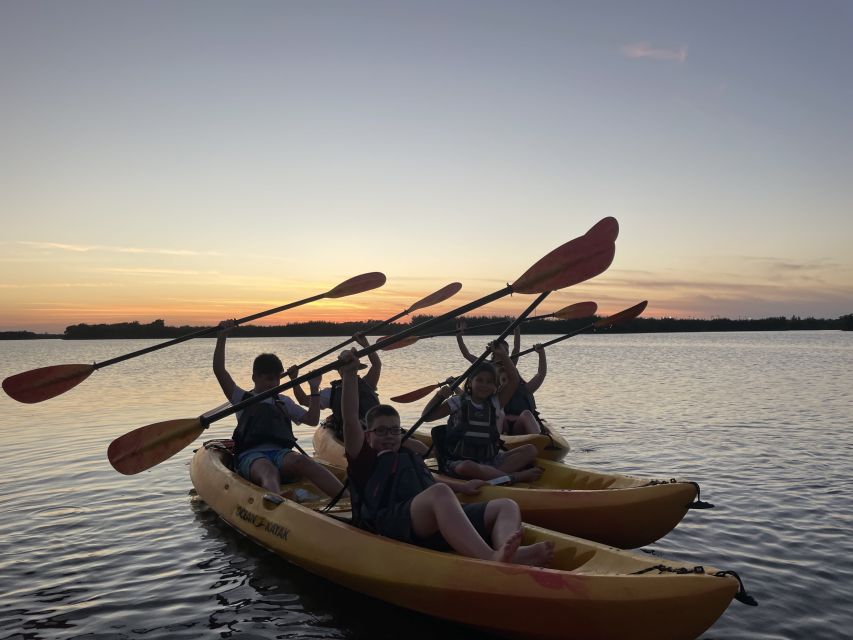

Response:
(287, 365), (310, 406)
(339, 349), (365, 459)
(492, 342), (519, 408)
(300, 372), (323, 426)
(525, 344), (547, 394)
(511, 326), (521, 360)
(353, 332), (381, 390)
(455, 318), (478, 364)
(421, 385), (453, 421)
(213, 319), (237, 400)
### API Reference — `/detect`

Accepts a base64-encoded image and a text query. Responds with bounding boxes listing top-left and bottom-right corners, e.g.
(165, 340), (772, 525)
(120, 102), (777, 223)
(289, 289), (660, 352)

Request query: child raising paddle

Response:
(338, 348), (553, 566)
(213, 319), (344, 498)
(422, 341), (543, 483)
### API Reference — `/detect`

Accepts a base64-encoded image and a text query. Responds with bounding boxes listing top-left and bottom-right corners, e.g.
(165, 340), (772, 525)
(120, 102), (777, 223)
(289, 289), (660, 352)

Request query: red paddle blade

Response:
(390, 383), (441, 403)
(325, 272), (386, 298)
(512, 233), (615, 294)
(108, 417), (204, 475)
(594, 300), (648, 329)
(378, 335), (420, 351)
(2, 363), (95, 404)
(552, 301), (598, 320)
(585, 216), (620, 242)
(408, 282), (463, 313)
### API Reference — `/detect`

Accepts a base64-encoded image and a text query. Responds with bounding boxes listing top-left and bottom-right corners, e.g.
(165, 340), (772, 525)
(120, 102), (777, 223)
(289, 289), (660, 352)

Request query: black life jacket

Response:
(328, 377), (380, 437)
(444, 395), (501, 463)
(231, 391), (297, 456)
(352, 447), (435, 531)
(504, 380), (538, 417)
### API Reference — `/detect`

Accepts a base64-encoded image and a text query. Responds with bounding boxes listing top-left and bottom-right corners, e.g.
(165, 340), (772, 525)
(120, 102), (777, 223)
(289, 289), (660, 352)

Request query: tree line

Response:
(2, 313), (851, 340)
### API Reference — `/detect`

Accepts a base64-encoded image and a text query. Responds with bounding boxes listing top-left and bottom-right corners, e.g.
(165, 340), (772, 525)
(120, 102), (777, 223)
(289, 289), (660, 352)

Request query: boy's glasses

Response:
(367, 426), (403, 436)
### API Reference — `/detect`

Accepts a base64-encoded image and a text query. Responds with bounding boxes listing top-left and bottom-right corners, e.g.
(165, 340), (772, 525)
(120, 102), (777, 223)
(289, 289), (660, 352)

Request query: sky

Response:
(2, 0), (851, 332)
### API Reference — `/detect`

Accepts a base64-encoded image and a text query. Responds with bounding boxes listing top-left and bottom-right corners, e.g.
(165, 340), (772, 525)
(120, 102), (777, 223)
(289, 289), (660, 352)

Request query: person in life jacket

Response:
(213, 320), (345, 498)
(498, 342), (547, 436)
(339, 349), (554, 567)
(421, 342), (544, 484)
(292, 332), (381, 438)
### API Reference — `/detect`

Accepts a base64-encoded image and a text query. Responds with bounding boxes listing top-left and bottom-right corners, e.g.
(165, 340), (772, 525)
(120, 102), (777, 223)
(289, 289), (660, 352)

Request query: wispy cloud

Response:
(95, 267), (220, 276)
(0, 282), (115, 289)
(16, 241), (222, 257)
(620, 42), (687, 63)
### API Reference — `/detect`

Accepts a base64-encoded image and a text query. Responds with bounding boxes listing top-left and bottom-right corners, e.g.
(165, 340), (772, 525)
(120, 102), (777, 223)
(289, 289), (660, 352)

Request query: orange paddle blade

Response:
(108, 417), (204, 475)
(378, 335), (420, 351)
(511, 218), (617, 294)
(390, 383), (441, 403)
(408, 282), (463, 313)
(595, 300), (648, 328)
(2, 363), (95, 404)
(552, 301), (598, 320)
(325, 272), (386, 298)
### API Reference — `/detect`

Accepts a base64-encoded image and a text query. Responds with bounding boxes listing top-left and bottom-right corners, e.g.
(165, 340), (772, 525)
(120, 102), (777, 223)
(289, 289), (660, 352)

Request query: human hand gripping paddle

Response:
(2, 272), (387, 404)
(512, 300), (648, 358)
(107, 216), (618, 475)
(287, 282), (462, 372)
(387, 301), (600, 402)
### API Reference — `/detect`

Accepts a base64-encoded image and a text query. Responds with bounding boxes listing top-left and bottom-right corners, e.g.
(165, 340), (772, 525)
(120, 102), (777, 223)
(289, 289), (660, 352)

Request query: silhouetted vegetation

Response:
(51, 314), (853, 339)
(0, 331), (63, 340)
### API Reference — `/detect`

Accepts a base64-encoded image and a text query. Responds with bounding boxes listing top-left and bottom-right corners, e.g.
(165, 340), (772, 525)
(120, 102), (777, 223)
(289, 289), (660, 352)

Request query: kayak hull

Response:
(191, 444), (737, 640)
(313, 426), (696, 548)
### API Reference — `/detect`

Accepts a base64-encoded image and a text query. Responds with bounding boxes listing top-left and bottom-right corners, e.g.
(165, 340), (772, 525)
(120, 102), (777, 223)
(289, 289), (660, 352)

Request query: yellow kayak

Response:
(313, 419), (569, 465)
(313, 425), (699, 548)
(191, 442), (742, 640)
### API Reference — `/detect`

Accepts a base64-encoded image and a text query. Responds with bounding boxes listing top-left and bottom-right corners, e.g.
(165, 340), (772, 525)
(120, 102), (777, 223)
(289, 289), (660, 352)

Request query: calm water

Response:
(1, 332), (851, 639)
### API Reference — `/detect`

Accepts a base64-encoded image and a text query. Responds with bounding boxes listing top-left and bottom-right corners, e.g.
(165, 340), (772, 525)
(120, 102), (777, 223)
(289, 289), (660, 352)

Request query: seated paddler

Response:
(338, 348), (553, 566)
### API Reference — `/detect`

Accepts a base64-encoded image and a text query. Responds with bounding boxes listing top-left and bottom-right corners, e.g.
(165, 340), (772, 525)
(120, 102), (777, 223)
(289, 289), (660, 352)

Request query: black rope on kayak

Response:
(687, 481), (714, 509)
(638, 479), (714, 509)
(631, 564), (707, 576)
(631, 564), (757, 606)
(714, 570), (758, 606)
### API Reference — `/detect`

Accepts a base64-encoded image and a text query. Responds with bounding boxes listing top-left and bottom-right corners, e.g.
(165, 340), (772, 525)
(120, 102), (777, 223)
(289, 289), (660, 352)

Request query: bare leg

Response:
(492, 445), (541, 482)
(248, 458), (283, 493)
(483, 498), (553, 566)
(450, 459), (509, 481)
(514, 411), (542, 434)
(280, 453), (345, 498)
(410, 484), (518, 562)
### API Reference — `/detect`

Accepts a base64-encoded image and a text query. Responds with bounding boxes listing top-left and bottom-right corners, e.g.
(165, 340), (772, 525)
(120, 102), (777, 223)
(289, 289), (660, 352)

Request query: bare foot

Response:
(511, 467), (543, 483)
(492, 529), (522, 563)
(512, 540), (555, 567)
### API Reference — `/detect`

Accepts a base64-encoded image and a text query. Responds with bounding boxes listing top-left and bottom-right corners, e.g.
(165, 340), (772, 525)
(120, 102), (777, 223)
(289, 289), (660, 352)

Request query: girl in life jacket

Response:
(498, 342), (547, 436)
(421, 342), (544, 484)
(339, 349), (554, 567)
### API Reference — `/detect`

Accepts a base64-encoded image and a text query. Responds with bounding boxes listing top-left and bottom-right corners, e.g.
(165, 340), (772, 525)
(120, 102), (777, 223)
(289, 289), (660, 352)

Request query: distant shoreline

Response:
(2, 313), (851, 339)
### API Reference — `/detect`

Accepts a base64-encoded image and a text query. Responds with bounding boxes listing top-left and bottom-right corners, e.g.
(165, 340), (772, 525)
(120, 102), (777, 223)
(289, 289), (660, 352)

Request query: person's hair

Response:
(253, 353), (284, 376)
(464, 362), (498, 394)
(365, 404), (400, 428)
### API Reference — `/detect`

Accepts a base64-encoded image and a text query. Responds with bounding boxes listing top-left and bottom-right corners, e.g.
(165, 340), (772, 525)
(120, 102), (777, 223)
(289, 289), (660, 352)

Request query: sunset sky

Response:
(2, 1), (851, 332)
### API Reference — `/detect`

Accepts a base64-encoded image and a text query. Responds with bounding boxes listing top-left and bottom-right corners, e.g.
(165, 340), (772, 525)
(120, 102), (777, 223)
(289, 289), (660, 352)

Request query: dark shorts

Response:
(235, 448), (293, 479)
(374, 499), (491, 551)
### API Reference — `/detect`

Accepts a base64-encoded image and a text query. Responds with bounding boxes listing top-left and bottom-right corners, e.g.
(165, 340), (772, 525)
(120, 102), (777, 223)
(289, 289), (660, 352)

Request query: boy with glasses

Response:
(339, 349), (553, 566)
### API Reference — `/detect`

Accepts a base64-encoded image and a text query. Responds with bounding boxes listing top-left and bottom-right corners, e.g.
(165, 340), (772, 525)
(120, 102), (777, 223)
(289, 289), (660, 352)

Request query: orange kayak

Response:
(191, 442), (742, 640)
(313, 425), (699, 548)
